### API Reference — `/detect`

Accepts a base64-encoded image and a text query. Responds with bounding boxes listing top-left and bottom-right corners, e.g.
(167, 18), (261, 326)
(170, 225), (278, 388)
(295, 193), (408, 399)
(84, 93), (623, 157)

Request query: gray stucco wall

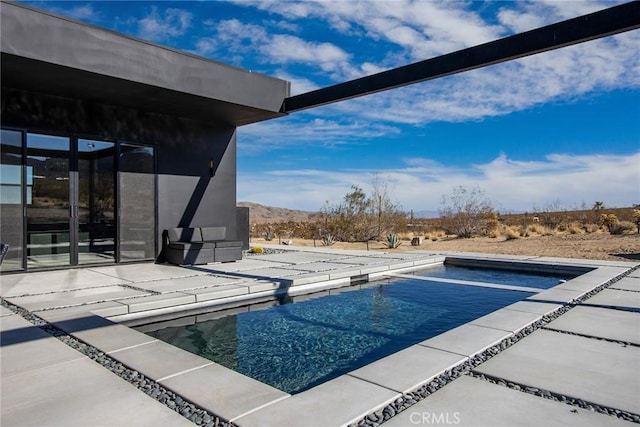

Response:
(1, 88), (240, 261)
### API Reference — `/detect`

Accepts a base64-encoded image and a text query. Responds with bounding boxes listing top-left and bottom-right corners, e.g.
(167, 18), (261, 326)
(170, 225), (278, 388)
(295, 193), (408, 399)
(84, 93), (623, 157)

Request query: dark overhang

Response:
(282, 1), (640, 113)
(1, 1), (290, 126)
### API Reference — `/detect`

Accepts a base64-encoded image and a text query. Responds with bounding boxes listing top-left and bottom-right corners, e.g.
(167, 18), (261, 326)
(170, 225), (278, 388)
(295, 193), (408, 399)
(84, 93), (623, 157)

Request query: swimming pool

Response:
(140, 265), (573, 394)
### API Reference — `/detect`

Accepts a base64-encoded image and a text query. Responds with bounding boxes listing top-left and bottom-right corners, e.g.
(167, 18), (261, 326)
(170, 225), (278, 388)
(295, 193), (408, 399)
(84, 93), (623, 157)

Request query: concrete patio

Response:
(1, 247), (638, 426)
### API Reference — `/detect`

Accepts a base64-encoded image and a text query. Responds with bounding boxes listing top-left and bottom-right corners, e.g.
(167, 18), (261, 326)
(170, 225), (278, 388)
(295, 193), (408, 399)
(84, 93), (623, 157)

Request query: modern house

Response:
(2, 0), (636, 273)
(0, 1), (289, 272)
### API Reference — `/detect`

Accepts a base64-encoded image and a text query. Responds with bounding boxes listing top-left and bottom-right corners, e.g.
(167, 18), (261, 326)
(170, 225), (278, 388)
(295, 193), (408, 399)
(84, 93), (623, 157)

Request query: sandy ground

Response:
(251, 232), (640, 262)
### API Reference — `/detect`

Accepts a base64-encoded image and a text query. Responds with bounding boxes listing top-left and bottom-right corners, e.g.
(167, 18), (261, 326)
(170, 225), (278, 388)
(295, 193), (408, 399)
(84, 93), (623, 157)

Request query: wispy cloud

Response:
(238, 152), (640, 213)
(138, 7), (192, 41)
(239, 115), (401, 153)
(39, 3), (101, 23)
(220, 0), (638, 149)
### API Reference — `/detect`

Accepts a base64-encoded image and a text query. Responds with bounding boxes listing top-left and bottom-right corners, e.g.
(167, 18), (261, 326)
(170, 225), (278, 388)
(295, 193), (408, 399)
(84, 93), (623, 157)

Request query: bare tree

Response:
(371, 174), (406, 239)
(439, 186), (494, 238)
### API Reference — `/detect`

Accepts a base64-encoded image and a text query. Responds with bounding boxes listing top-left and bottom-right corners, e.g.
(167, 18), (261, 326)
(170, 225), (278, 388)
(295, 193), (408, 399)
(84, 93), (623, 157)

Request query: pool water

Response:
(141, 266), (572, 394)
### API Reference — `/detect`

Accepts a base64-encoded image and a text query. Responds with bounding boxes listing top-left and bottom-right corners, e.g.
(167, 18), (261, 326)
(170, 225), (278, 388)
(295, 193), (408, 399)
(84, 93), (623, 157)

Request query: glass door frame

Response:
(1, 127), (158, 271)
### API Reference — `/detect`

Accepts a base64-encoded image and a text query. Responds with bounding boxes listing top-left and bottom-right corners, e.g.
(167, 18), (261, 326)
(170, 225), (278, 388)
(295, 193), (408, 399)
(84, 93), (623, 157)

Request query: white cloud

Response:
(238, 115), (401, 153)
(45, 3), (100, 22)
(220, 0), (637, 130)
(138, 7), (192, 41)
(238, 152), (640, 212)
(267, 34), (351, 72)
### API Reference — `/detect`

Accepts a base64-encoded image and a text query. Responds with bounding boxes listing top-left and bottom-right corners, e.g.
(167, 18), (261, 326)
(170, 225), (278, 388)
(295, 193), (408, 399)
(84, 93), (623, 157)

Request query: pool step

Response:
(384, 273), (543, 293)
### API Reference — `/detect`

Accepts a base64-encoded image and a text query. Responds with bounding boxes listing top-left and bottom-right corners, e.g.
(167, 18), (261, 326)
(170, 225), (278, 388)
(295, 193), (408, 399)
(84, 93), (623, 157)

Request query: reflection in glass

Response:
(1, 129), (24, 271)
(78, 139), (115, 264)
(119, 144), (156, 261)
(26, 133), (70, 268)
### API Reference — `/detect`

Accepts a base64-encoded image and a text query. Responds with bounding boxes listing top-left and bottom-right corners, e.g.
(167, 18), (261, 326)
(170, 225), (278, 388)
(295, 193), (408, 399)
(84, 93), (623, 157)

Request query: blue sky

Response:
(25, 0), (640, 214)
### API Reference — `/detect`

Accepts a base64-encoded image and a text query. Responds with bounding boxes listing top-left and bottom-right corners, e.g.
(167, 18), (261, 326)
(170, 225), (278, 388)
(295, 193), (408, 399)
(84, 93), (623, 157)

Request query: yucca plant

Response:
(321, 233), (336, 246)
(264, 231), (274, 241)
(386, 233), (401, 249)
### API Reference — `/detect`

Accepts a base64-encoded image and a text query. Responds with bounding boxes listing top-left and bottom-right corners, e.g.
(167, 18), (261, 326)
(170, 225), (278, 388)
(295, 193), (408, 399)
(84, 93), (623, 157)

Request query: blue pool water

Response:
(142, 266), (572, 394)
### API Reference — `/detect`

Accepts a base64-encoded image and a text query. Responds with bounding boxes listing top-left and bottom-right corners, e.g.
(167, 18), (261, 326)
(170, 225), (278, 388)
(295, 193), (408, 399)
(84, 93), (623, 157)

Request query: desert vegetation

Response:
(250, 186), (639, 249)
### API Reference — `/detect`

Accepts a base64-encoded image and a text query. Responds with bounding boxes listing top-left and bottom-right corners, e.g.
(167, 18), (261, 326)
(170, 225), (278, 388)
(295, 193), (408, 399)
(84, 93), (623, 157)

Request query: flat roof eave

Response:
(0, 1), (289, 126)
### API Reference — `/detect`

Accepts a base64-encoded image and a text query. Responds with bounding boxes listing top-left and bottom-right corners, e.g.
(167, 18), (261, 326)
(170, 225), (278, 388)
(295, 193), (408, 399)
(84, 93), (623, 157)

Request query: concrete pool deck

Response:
(1, 247), (638, 426)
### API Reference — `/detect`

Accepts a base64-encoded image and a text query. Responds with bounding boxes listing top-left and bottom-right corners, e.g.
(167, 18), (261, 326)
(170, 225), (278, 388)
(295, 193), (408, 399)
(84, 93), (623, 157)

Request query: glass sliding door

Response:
(26, 133), (71, 268)
(1, 130), (156, 270)
(78, 139), (116, 264)
(118, 143), (156, 261)
(0, 129), (25, 271)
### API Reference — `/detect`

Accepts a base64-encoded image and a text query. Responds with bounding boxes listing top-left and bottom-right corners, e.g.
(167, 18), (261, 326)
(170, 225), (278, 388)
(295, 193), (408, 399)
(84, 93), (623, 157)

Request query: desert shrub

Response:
(583, 223), (600, 234)
(386, 234), (401, 249)
(489, 229), (500, 239)
(567, 223), (583, 234)
(600, 213), (620, 233)
(264, 230), (274, 241)
(528, 223), (544, 234)
(610, 221), (634, 235)
(503, 226), (520, 240)
(439, 186), (494, 238)
(518, 226), (529, 237)
(249, 246), (264, 254)
(633, 209), (640, 233)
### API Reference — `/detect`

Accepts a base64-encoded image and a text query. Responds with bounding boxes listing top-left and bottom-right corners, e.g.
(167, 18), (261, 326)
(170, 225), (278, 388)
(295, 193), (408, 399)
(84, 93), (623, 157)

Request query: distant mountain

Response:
(237, 202), (320, 224)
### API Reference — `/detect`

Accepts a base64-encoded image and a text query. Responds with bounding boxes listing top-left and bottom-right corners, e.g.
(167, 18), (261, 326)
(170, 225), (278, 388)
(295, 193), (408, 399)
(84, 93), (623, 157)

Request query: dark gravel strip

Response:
(468, 371), (640, 423)
(0, 298), (237, 427)
(350, 264), (640, 427)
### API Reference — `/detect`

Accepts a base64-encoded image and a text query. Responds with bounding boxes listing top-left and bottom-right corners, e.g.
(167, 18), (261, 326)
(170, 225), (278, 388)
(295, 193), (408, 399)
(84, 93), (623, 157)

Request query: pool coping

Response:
(1, 249), (637, 426)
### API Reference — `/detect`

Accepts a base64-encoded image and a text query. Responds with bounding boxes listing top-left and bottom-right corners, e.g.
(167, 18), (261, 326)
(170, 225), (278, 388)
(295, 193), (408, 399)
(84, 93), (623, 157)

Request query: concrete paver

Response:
(503, 300), (563, 315)
(610, 276), (640, 291)
(420, 323), (512, 357)
(1, 314), (85, 376)
(159, 363), (289, 422)
(546, 306), (640, 345)
(118, 292), (196, 313)
(91, 263), (209, 282)
(109, 340), (213, 380)
(526, 287), (586, 304)
(0, 268), (127, 297)
(584, 288), (640, 310)
(348, 344), (466, 393)
(193, 258), (288, 273)
(470, 308), (544, 333)
(2, 357), (195, 427)
(187, 283), (249, 302)
(133, 274), (243, 293)
(234, 374), (400, 427)
(9, 286), (150, 312)
(36, 312), (159, 353)
(382, 375), (634, 427)
(474, 329), (640, 414)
